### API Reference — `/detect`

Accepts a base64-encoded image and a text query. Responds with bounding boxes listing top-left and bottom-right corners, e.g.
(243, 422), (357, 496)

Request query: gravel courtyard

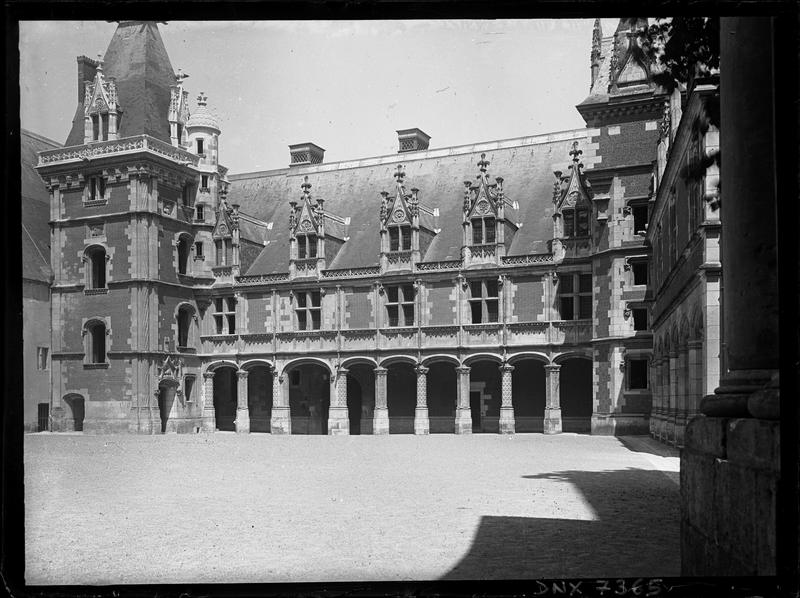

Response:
(25, 433), (680, 584)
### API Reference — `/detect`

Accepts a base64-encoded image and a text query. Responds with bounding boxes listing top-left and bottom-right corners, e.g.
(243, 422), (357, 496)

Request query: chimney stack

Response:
(76, 55), (99, 104)
(289, 143), (325, 167)
(397, 128), (431, 153)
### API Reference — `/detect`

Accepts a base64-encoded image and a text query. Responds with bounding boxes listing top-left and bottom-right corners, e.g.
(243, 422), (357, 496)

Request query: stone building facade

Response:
(34, 19), (665, 436)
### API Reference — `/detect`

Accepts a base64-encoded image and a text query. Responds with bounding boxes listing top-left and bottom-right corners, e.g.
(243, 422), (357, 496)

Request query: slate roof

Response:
(229, 130), (595, 276)
(21, 129), (60, 282)
(65, 21), (177, 146)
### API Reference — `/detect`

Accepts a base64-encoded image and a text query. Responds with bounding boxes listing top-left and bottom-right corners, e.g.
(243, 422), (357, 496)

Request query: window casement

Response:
(194, 241), (204, 260)
(295, 290), (322, 331)
(388, 225), (412, 252)
(630, 260), (649, 286)
(196, 138), (204, 155)
(215, 239), (233, 266)
(558, 273), (592, 320)
(37, 346), (49, 371)
(561, 207), (590, 238)
(85, 320), (107, 364)
(627, 357), (649, 390)
(91, 113), (110, 142)
(87, 175), (106, 202)
(177, 305), (193, 349)
(195, 204), (205, 221)
(201, 175), (209, 191)
(471, 216), (496, 245)
(213, 297), (237, 335)
(630, 202), (649, 236)
(85, 245), (107, 289)
(296, 234), (318, 259)
(468, 279), (499, 324)
(177, 236), (192, 275)
(385, 284), (415, 327)
(633, 308), (648, 331)
(181, 183), (193, 207)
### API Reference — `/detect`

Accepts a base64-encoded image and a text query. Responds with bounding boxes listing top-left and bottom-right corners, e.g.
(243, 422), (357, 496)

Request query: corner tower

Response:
(37, 21), (222, 434)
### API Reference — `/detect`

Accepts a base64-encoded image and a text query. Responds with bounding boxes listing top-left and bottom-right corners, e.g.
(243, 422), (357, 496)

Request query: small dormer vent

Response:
(397, 128), (431, 153)
(289, 143), (325, 167)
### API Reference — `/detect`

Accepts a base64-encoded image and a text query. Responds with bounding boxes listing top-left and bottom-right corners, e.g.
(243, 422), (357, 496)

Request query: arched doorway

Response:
(287, 362), (330, 435)
(426, 361), (457, 433)
(247, 365), (273, 433)
(346, 363), (375, 435)
(386, 362), (415, 434)
(63, 394), (85, 432)
(213, 366), (238, 431)
(511, 358), (546, 432)
(465, 359), (502, 433)
(560, 358), (593, 433)
(157, 380), (178, 434)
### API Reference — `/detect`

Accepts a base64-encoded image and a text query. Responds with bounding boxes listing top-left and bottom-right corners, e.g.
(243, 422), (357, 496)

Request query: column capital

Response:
(337, 367), (349, 376)
(415, 365), (429, 376)
(455, 366), (471, 374)
(237, 369), (249, 379)
(499, 363), (515, 373)
(203, 371), (215, 380)
(374, 366), (388, 376)
(544, 363), (561, 372)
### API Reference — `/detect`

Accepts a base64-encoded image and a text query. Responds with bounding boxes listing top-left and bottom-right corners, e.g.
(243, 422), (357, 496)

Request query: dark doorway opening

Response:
(560, 358), (593, 433)
(387, 362), (415, 434)
(347, 376), (362, 435)
(288, 363), (331, 435)
(247, 366), (273, 432)
(427, 362), (457, 433)
(213, 367), (238, 431)
(511, 359), (546, 432)
(37, 403), (49, 432)
(470, 391), (482, 432)
(64, 395), (85, 431)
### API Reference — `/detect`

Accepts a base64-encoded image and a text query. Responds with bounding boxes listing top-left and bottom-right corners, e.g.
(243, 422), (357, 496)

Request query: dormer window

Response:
(389, 225), (411, 251)
(562, 207), (590, 238)
(215, 239), (232, 266)
(90, 113), (110, 142)
(471, 216), (496, 245)
(297, 234), (317, 259)
(196, 138), (204, 155)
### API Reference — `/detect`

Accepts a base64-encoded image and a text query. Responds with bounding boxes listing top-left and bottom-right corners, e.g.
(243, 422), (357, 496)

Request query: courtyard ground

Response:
(24, 433), (680, 584)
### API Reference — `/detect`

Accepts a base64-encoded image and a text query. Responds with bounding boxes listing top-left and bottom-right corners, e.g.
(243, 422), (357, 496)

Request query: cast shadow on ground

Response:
(616, 435), (681, 459)
(439, 468), (680, 580)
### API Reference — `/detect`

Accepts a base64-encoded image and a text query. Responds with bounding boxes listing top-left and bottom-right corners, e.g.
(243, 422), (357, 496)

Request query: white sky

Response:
(20, 19), (622, 175)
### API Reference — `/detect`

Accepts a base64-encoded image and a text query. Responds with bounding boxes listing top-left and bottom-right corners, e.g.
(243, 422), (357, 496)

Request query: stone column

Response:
(270, 371), (291, 434)
(701, 16), (779, 417)
(649, 358), (660, 437)
(543, 364), (562, 434)
(675, 347), (689, 445)
(201, 371), (216, 432)
(414, 365), (430, 435)
(498, 364), (515, 434)
(687, 341), (702, 417)
(328, 366), (350, 435)
(454, 366), (472, 434)
(373, 367), (389, 435)
(235, 370), (250, 434)
(667, 352), (678, 444)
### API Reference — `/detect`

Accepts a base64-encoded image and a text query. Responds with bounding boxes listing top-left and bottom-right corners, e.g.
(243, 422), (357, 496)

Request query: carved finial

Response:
(569, 142), (583, 165)
(477, 153), (490, 176)
(394, 164), (406, 188)
(96, 54), (104, 72)
(197, 92), (208, 107)
(463, 180), (472, 213)
(176, 68), (189, 85)
(591, 18), (602, 61)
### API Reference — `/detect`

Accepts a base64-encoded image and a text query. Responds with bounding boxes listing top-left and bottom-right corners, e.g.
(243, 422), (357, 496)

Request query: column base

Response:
(414, 407), (429, 435)
(701, 369), (778, 417)
(373, 408), (389, 435)
(235, 409), (250, 434)
(543, 408), (562, 434)
(454, 409), (472, 434)
(327, 407), (350, 435)
(498, 407), (515, 434)
(201, 411), (216, 433)
(270, 406), (291, 434)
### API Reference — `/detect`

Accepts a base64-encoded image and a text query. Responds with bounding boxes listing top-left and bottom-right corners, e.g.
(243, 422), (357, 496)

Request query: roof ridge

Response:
(21, 129), (62, 148)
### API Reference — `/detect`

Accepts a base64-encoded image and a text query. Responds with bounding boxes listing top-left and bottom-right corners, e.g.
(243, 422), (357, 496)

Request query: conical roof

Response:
(186, 92), (221, 133)
(65, 21), (177, 146)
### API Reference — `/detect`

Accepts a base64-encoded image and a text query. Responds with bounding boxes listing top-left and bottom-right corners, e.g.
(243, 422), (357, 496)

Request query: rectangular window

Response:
(195, 204), (204, 221)
(295, 290), (322, 330)
(196, 138), (204, 155)
(389, 225), (411, 252)
(385, 284), (415, 327)
(562, 208), (590, 238)
(389, 227), (399, 252)
(632, 204), (649, 235)
(563, 211), (575, 237)
(195, 242), (204, 259)
(181, 184), (192, 207)
(471, 217), (496, 245)
(633, 308), (648, 331)
(632, 262), (648, 285)
(484, 218), (496, 243)
(297, 235), (317, 259)
(558, 273), (592, 320)
(88, 176), (106, 201)
(91, 114), (100, 141)
(472, 219), (483, 245)
(628, 358), (649, 389)
(37, 347), (49, 370)
(201, 175), (209, 190)
(576, 209), (589, 236)
(468, 279), (499, 324)
(213, 296), (236, 335)
(215, 240), (223, 265)
(101, 113), (109, 140)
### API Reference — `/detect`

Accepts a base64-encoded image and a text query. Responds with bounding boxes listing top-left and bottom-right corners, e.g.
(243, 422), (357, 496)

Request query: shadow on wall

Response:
(440, 468), (680, 580)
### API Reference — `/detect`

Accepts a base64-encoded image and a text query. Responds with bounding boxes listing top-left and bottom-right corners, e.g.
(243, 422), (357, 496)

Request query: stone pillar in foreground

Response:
(201, 371), (216, 432)
(543, 364), (562, 434)
(454, 366), (472, 434)
(667, 350), (678, 443)
(373, 367), (389, 435)
(414, 365), (430, 435)
(270, 370), (291, 434)
(498, 363), (515, 434)
(328, 366), (350, 435)
(235, 369), (250, 434)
